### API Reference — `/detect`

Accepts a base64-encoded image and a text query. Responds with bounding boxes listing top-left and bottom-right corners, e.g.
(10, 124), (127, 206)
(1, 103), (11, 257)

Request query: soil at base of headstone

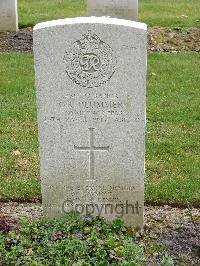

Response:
(0, 26), (200, 53)
(0, 203), (199, 265)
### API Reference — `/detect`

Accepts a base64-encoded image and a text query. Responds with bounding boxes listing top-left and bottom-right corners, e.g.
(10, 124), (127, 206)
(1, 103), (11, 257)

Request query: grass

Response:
(139, 0), (200, 27)
(146, 53), (200, 204)
(0, 54), (40, 201)
(18, 0), (200, 28)
(0, 52), (199, 204)
(18, 0), (86, 28)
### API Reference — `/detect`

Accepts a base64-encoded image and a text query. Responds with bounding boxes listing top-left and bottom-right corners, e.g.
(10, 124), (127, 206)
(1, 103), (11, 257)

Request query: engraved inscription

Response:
(74, 128), (109, 180)
(80, 53), (101, 72)
(58, 92), (131, 123)
(64, 31), (117, 88)
(44, 184), (136, 192)
(0, 9), (11, 19)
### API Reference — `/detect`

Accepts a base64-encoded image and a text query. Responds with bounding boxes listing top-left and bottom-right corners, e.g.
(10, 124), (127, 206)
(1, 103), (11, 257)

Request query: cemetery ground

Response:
(0, 52), (199, 265)
(17, 0), (200, 28)
(0, 52), (199, 205)
(0, 0), (200, 265)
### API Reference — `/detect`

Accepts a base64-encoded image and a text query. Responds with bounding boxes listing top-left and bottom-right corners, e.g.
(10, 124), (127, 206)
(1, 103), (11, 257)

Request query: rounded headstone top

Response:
(33, 16), (147, 31)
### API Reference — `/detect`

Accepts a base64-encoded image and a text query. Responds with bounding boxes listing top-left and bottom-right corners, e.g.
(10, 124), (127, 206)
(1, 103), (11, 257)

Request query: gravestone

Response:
(34, 17), (147, 227)
(88, 0), (138, 21)
(0, 0), (18, 32)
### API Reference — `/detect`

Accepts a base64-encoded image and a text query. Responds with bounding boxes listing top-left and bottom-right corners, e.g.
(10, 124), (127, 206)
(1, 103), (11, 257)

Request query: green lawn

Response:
(18, 0), (86, 28)
(0, 53), (199, 204)
(0, 54), (40, 201)
(146, 53), (200, 205)
(18, 0), (200, 28)
(139, 0), (200, 27)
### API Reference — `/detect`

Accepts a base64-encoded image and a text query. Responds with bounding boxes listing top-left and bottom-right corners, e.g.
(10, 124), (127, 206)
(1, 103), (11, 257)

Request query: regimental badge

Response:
(64, 31), (117, 88)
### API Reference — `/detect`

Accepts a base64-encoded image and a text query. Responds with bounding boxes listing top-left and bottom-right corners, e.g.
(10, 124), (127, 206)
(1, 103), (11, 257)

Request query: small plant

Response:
(160, 252), (174, 266)
(0, 216), (16, 233)
(0, 213), (142, 265)
(0, 213), (173, 265)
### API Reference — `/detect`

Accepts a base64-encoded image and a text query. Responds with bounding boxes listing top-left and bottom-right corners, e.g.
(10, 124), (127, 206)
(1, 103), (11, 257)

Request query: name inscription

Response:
(58, 92), (131, 123)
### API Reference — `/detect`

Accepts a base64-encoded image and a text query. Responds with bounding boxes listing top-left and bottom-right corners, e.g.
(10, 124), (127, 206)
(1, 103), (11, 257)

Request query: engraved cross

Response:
(74, 128), (109, 181)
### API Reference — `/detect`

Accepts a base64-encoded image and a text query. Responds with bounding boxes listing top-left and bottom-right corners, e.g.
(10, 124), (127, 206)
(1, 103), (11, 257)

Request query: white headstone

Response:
(88, 0), (138, 21)
(0, 0), (18, 32)
(34, 17), (147, 227)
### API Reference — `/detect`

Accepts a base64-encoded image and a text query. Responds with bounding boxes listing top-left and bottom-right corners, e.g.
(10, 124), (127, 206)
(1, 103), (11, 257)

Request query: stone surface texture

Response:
(88, 0), (138, 21)
(0, 0), (18, 32)
(33, 17), (147, 227)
